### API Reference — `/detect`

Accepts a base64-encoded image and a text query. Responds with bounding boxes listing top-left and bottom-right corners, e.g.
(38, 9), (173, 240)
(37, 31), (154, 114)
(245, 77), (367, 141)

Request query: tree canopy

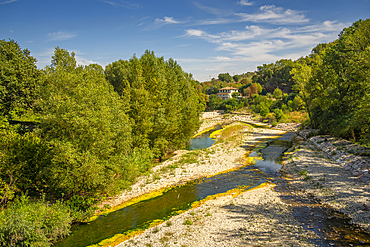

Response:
(105, 50), (203, 158)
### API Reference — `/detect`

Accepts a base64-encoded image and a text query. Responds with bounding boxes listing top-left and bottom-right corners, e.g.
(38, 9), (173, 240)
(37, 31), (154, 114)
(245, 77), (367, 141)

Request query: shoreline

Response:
(93, 116), (370, 246)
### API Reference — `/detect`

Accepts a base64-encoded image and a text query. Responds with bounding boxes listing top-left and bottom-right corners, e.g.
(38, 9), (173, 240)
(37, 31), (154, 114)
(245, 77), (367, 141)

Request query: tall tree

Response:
(0, 39), (42, 119)
(106, 50), (203, 158)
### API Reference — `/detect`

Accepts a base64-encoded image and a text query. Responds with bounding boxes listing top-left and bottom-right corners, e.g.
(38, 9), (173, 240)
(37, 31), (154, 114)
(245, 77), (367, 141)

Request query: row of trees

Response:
(292, 19), (370, 145)
(204, 19), (370, 143)
(0, 41), (203, 245)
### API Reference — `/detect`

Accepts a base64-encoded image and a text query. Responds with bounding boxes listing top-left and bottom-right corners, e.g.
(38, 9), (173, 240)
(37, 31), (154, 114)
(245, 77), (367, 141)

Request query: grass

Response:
(299, 170), (308, 176)
(178, 151), (200, 164)
(212, 122), (251, 144)
(183, 218), (193, 225)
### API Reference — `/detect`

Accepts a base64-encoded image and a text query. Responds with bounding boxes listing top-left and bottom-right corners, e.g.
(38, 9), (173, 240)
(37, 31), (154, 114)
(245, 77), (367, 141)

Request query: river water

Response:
(55, 128), (370, 247)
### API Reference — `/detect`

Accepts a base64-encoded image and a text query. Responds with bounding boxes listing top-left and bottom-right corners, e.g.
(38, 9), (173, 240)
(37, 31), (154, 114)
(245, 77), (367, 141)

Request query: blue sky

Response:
(1, 0), (369, 81)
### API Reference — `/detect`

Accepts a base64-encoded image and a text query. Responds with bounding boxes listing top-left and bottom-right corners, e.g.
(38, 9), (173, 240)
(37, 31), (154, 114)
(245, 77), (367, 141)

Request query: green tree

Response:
(218, 73), (233, 82)
(208, 94), (223, 110)
(274, 108), (284, 122)
(0, 39), (42, 120)
(231, 91), (240, 98)
(273, 88), (283, 99)
(233, 74), (241, 82)
(106, 50), (203, 158)
(39, 47), (140, 197)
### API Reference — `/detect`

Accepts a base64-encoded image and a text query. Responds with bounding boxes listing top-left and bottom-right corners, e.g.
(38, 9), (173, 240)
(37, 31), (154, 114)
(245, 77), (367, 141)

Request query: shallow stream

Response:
(55, 128), (370, 247)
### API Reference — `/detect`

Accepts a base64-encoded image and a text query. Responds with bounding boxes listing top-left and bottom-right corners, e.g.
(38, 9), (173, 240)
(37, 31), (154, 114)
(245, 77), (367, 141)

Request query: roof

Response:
(217, 93), (232, 95)
(219, 87), (238, 90)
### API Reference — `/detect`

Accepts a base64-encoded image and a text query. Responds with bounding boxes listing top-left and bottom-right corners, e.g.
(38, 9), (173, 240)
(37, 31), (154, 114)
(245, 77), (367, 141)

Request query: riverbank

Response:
(96, 116), (370, 246)
(118, 183), (316, 247)
(94, 119), (317, 246)
(281, 135), (370, 232)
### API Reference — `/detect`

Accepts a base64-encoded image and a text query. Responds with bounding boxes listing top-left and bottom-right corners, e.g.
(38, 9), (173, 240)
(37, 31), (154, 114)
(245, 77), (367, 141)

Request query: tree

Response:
(249, 83), (259, 95)
(208, 94), (223, 110)
(292, 19), (370, 145)
(273, 88), (283, 99)
(0, 39), (42, 119)
(232, 92), (240, 98)
(39, 47), (141, 196)
(106, 50), (203, 158)
(218, 73), (233, 82)
(274, 108), (284, 122)
(233, 74), (241, 82)
(205, 86), (218, 95)
(243, 87), (252, 98)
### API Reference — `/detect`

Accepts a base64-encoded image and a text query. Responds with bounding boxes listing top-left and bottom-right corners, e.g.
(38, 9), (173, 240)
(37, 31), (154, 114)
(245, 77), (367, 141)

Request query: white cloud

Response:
(100, 0), (141, 9)
(235, 5), (309, 24)
(75, 56), (98, 66)
(179, 19), (346, 81)
(47, 31), (78, 41)
(155, 16), (182, 25)
(238, 0), (254, 6)
(184, 29), (221, 42)
(0, 0), (17, 4)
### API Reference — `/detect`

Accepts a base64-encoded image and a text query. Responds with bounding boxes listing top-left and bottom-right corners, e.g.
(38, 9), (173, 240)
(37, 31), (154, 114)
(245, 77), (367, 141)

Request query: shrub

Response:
(0, 195), (72, 247)
(260, 106), (269, 117)
(274, 108), (284, 122)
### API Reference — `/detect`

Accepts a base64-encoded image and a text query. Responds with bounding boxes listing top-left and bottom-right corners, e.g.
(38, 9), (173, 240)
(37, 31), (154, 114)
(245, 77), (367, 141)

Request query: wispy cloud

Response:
(47, 31), (78, 41)
(183, 20), (345, 63)
(185, 29), (220, 40)
(235, 5), (309, 24)
(238, 0), (254, 6)
(0, 0), (17, 5)
(154, 16), (183, 25)
(75, 56), (98, 66)
(100, 0), (141, 9)
(193, 2), (231, 17)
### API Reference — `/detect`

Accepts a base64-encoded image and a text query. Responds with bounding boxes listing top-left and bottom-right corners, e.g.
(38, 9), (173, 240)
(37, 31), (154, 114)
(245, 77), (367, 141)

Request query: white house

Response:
(216, 87), (239, 100)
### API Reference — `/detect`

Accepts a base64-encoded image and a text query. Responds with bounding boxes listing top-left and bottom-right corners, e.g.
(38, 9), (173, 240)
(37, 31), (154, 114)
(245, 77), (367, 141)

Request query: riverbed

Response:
(58, 118), (370, 246)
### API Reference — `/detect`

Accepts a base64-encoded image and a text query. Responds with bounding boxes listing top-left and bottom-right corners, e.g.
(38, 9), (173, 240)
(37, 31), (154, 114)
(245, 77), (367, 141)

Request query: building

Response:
(216, 87), (240, 100)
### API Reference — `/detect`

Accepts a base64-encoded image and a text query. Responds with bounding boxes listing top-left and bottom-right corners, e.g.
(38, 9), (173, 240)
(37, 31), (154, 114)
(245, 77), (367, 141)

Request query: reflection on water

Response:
(188, 134), (215, 150)
(188, 126), (221, 150)
(248, 132), (295, 174)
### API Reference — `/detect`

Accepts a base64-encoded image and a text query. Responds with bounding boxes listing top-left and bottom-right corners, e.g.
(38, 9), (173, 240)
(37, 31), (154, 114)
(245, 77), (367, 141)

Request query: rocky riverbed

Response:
(97, 115), (370, 247)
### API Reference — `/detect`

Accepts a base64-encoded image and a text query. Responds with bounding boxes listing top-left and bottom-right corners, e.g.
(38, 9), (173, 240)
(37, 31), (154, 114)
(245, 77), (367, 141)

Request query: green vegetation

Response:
(202, 19), (370, 144)
(0, 195), (71, 247)
(1, 17), (369, 246)
(0, 41), (203, 245)
(105, 50), (203, 158)
(292, 19), (370, 146)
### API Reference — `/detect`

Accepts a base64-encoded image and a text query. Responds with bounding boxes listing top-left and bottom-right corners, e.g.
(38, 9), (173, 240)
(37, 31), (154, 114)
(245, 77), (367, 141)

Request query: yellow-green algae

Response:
(90, 160), (255, 222)
(192, 123), (219, 138)
(84, 127), (287, 247)
(89, 187), (171, 222)
(89, 182), (271, 247)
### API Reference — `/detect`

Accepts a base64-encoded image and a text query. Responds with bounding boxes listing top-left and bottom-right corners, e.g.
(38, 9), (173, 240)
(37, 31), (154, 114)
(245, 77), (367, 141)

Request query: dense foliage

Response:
(0, 195), (71, 247)
(292, 19), (370, 145)
(0, 42), (203, 245)
(105, 50), (203, 158)
(0, 39), (42, 120)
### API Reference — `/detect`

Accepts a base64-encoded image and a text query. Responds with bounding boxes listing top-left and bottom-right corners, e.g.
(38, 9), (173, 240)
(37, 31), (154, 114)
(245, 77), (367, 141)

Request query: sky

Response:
(1, 0), (369, 82)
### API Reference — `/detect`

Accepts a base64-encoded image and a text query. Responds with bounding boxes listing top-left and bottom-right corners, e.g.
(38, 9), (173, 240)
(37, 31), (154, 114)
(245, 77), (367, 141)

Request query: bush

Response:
(0, 195), (72, 247)
(260, 106), (269, 117)
(274, 109), (284, 122)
